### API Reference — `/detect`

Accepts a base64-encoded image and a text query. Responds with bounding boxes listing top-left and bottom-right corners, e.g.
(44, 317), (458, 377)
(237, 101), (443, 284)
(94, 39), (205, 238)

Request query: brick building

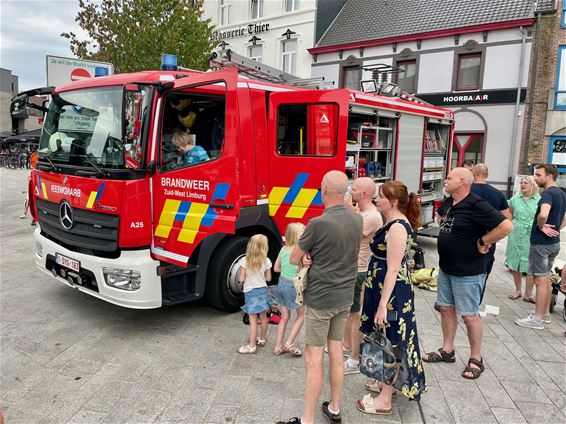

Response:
(519, 0), (566, 187)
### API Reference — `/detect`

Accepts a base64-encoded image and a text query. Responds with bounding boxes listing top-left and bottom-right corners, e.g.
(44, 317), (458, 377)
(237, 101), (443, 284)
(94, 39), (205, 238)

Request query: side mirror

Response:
(10, 93), (29, 117)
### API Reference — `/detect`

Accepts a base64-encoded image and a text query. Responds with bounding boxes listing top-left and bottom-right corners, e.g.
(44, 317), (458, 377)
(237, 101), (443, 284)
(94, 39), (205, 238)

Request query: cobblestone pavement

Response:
(1, 168), (565, 424)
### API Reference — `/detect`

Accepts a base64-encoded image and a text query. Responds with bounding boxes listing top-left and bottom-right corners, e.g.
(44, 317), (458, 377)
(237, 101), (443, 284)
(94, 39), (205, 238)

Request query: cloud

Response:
(0, 0), (86, 90)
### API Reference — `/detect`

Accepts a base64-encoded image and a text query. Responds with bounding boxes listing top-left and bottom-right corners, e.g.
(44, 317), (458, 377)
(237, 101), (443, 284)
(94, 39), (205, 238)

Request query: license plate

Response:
(56, 253), (80, 273)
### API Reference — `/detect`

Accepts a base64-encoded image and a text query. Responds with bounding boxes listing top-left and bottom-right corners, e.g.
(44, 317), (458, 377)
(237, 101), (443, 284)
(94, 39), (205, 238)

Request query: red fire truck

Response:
(13, 51), (453, 311)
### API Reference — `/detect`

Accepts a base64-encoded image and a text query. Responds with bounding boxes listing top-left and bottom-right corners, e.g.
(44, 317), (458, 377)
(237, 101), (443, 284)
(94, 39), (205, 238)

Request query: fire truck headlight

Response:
(103, 268), (141, 291)
(36, 242), (43, 258)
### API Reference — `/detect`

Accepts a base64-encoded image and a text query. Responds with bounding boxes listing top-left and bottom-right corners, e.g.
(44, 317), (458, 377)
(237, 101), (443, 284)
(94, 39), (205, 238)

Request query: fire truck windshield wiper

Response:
(82, 155), (108, 178)
(38, 153), (60, 172)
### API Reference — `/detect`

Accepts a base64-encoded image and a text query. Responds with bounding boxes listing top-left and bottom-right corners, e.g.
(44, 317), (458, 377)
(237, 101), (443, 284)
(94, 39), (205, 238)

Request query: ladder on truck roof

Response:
(209, 49), (330, 89)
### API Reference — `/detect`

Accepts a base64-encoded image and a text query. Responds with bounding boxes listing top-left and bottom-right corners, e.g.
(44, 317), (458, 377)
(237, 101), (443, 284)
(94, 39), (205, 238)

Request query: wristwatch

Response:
(478, 237), (486, 246)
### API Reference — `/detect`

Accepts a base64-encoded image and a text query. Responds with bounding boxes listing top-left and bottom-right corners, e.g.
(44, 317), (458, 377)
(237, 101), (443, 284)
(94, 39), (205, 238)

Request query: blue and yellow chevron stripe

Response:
(268, 173), (322, 219)
(86, 182), (106, 209)
(155, 183), (230, 244)
(37, 174), (47, 199)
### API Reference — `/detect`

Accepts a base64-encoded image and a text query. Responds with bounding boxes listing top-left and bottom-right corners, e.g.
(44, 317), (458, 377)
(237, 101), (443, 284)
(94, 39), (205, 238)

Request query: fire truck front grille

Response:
(37, 198), (119, 255)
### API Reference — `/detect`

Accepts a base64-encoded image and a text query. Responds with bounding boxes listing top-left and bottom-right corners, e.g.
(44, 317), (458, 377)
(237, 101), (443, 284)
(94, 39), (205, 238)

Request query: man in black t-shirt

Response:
(516, 164), (566, 330)
(423, 168), (513, 380)
(471, 164), (511, 298)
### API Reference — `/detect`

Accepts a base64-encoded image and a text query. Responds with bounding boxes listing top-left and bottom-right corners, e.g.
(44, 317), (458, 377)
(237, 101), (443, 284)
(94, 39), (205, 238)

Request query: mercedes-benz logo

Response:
(59, 201), (74, 230)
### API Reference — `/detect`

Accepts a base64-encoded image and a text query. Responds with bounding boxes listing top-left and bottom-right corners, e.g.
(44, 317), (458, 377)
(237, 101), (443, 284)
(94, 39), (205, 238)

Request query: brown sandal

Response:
(462, 357), (484, 379)
(523, 296), (536, 304)
(423, 348), (456, 363)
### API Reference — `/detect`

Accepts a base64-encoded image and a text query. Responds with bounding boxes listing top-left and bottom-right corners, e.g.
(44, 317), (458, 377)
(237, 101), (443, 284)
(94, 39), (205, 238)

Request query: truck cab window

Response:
(160, 88), (226, 171)
(277, 103), (337, 157)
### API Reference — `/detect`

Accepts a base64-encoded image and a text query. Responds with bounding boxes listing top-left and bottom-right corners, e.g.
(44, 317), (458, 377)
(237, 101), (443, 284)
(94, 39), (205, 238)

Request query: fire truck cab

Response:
(16, 52), (453, 312)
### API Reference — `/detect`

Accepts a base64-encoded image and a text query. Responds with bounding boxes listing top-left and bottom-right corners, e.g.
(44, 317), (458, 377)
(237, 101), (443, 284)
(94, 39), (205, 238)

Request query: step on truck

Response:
(13, 51), (454, 311)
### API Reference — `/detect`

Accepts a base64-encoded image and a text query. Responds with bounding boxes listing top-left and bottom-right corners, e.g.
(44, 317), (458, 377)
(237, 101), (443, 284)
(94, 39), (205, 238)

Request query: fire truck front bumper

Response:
(34, 228), (162, 309)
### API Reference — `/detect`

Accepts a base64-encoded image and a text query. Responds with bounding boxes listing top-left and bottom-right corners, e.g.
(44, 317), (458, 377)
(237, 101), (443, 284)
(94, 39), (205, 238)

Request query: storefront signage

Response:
(418, 89), (526, 106)
(211, 22), (270, 41)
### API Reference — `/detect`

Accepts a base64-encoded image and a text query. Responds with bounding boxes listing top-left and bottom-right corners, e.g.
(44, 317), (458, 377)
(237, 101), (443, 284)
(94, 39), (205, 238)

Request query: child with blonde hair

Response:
(273, 222), (306, 356)
(237, 234), (272, 354)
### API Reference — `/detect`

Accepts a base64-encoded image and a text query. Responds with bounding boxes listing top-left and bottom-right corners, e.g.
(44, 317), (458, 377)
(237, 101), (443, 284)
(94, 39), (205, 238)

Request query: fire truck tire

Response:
(205, 235), (248, 312)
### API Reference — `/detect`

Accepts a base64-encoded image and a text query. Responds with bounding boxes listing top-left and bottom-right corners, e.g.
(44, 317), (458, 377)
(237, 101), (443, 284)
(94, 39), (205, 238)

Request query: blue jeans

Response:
(436, 270), (486, 316)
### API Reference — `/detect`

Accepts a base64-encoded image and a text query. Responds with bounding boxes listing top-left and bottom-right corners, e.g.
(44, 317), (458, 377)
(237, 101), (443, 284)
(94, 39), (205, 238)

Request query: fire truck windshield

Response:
(39, 86), (149, 172)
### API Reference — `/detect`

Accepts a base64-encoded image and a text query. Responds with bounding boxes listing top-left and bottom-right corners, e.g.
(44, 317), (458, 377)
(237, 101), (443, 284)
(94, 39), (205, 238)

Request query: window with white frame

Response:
(285, 0), (299, 12)
(251, 0), (264, 19)
(249, 45), (263, 62)
(220, 0), (231, 25)
(282, 39), (297, 74)
(555, 45), (566, 109)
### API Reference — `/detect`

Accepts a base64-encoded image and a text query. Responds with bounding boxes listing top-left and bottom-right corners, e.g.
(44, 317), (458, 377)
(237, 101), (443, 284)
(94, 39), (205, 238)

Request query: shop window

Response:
(282, 39), (297, 75)
(451, 133), (483, 169)
(277, 103), (337, 157)
(555, 45), (566, 109)
(395, 60), (416, 94)
(251, 0), (263, 19)
(249, 45), (263, 62)
(160, 88), (226, 172)
(285, 0), (299, 12)
(562, 3), (566, 28)
(342, 66), (361, 90)
(220, 0), (231, 25)
(456, 53), (481, 91)
(549, 137), (566, 171)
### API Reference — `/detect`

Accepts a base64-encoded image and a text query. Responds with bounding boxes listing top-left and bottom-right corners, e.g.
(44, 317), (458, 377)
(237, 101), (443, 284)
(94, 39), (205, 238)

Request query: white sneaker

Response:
(19, 214), (27, 219)
(515, 315), (544, 329)
(344, 359), (360, 375)
(542, 314), (551, 324)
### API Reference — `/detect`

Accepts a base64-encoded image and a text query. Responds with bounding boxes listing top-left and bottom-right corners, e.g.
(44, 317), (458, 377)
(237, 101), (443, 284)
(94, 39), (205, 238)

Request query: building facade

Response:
(201, 0), (346, 79)
(519, 0), (566, 187)
(309, 0), (553, 192)
(0, 68), (43, 135)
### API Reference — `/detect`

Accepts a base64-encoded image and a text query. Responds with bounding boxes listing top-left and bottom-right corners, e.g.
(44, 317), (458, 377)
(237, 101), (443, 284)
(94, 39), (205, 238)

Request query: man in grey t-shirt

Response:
(279, 171), (362, 424)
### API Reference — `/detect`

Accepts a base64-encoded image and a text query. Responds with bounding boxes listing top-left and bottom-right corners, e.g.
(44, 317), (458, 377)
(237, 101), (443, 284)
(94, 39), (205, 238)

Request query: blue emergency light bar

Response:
(161, 54), (178, 71)
(94, 67), (109, 77)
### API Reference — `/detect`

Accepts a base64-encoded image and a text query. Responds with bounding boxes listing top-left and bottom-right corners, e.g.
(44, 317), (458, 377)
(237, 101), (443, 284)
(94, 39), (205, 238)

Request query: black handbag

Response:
(359, 328), (401, 385)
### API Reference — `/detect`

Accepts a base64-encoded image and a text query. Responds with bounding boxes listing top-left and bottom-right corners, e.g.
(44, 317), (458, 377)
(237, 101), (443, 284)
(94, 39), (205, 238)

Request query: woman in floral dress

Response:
(505, 176), (540, 301)
(356, 181), (426, 415)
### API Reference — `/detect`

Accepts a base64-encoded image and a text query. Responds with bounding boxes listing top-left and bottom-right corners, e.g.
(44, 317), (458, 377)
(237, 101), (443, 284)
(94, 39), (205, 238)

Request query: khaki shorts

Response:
(305, 305), (350, 346)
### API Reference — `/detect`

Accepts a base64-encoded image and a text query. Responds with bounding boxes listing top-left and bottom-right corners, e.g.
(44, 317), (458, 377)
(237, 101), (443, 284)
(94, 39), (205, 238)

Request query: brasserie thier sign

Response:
(211, 22), (270, 41)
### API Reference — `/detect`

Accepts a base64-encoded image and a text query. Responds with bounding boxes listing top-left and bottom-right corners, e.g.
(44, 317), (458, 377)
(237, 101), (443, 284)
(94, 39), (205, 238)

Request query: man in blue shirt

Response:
(471, 164), (511, 300)
(516, 164), (566, 329)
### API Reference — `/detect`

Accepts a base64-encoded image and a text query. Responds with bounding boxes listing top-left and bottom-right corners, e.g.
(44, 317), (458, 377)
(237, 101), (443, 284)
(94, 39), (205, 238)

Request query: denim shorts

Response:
(436, 269), (486, 316)
(276, 276), (301, 310)
(241, 286), (270, 314)
(528, 243), (560, 276)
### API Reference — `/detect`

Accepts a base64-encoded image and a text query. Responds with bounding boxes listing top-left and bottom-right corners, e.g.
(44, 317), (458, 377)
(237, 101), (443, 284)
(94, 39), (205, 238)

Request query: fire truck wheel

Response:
(205, 235), (248, 312)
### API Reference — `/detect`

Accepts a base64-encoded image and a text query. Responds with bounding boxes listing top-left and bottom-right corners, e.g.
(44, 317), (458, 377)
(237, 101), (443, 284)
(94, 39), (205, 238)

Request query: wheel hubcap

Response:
(226, 254), (246, 296)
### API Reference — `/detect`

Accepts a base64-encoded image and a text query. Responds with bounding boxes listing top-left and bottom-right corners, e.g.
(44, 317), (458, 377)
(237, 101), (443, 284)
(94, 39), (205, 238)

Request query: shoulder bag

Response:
(293, 266), (309, 306)
(359, 328), (401, 385)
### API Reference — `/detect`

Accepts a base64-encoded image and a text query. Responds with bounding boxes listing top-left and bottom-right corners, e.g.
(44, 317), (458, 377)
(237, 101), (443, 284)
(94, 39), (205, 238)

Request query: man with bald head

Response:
(343, 177), (382, 375)
(280, 171), (362, 424)
(423, 168), (512, 380)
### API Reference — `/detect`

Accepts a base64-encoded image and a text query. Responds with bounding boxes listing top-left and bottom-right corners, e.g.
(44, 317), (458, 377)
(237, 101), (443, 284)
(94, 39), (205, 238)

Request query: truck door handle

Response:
(210, 203), (235, 210)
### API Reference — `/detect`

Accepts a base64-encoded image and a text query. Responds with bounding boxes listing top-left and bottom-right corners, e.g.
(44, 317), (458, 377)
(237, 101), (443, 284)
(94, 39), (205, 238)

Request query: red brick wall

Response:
(519, 0), (566, 173)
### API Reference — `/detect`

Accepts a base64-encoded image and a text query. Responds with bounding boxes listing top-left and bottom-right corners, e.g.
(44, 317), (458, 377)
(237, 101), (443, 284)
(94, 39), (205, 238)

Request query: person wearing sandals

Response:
(277, 171), (362, 424)
(273, 222), (306, 357)
(423, 168), (513, 379)
(237, 234), (272, 354)
(505, 176), (540, 302)
(355, 181), (426, 415)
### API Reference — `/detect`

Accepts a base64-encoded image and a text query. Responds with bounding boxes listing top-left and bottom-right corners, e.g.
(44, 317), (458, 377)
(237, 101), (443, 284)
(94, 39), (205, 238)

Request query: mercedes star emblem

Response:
(59, 201), (74, 230)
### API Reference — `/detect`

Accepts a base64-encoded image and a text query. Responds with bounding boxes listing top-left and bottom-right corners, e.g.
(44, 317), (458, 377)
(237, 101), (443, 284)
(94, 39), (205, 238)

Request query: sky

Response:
(1, 0), (86, 91)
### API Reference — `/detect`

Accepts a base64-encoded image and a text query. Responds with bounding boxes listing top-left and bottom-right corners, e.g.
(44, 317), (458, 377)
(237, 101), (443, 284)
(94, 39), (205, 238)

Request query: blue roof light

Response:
(161, 54), (178, 71)
(94, 67), (109, 77)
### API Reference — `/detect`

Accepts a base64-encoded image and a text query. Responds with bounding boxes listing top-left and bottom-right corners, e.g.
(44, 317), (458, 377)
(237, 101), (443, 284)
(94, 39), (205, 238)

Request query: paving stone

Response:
(500, 380), (553, 404)
(515, 401), (566, 424)
(490, 406), (528, 424)
(203, 403), (240, 423)
(477, 370), (516, 408)
(438, 379), (498, 424)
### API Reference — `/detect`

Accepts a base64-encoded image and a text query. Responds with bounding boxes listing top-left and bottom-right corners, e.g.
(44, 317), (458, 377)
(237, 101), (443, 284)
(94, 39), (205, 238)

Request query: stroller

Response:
(549, 262), (566, 322)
